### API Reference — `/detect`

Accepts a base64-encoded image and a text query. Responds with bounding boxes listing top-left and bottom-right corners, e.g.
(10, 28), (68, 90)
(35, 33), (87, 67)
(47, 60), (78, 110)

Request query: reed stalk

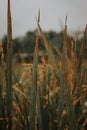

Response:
(6, 0), (13, 129)
(29, 31), (39, 130)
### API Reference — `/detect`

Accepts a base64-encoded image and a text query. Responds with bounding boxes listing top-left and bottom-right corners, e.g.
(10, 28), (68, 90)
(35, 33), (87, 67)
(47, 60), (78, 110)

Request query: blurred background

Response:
(0, 0), (87, 38)
(0, 0), (87, 63)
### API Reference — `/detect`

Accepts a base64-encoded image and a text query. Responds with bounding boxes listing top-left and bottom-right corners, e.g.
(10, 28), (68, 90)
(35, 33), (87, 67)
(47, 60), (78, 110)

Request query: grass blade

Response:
(29, 31), (39, 130)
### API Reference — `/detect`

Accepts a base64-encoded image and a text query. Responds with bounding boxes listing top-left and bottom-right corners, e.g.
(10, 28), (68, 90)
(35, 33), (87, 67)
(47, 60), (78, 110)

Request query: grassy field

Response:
(0, 0), (87, 130)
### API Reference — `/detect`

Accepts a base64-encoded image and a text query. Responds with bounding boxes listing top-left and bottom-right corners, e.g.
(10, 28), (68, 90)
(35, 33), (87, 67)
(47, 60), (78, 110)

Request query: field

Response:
(0, 0), (87, 130)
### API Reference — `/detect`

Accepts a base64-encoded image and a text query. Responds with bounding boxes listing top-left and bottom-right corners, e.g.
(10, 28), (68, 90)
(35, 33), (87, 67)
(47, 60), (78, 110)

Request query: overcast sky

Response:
(0, 0), (87, 38)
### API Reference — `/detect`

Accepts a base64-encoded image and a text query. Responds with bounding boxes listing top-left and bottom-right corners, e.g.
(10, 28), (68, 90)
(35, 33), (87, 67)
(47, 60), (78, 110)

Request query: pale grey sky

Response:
(0, 0), (87, 38)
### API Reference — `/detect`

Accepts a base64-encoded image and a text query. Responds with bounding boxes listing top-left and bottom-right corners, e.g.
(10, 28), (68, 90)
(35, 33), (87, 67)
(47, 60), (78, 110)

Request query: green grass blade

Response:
(37, 94), (43, 130)
(57, 72), (64, 130)
(29, 31), (39, 130)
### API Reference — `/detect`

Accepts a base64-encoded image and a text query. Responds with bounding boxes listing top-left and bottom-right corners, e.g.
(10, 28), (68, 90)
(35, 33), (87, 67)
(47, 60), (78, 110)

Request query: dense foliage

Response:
(2, 31), (87, 56)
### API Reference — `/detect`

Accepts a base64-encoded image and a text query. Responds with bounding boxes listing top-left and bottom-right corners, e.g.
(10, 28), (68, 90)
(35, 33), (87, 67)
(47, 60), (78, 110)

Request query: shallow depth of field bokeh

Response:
(0, 1), (87, 130)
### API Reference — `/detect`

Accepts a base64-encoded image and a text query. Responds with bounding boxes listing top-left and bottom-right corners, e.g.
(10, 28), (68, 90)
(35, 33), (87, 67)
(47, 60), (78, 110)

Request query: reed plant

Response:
(0, 1), (87, 130)
(6, 0), (13, 130)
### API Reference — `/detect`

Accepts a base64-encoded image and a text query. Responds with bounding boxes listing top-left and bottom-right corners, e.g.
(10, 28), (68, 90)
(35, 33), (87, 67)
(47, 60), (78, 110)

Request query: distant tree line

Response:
(1, 30), (87, 57)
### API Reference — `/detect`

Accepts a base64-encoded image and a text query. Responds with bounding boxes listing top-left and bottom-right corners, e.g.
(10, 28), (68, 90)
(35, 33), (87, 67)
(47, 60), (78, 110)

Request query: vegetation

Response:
(2, 30), (87, 55)
(0, 0), (87, 130)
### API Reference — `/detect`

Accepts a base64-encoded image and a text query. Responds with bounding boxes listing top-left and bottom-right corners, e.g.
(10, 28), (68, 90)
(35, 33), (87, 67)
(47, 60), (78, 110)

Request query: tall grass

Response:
(0, 2), (87, 130)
